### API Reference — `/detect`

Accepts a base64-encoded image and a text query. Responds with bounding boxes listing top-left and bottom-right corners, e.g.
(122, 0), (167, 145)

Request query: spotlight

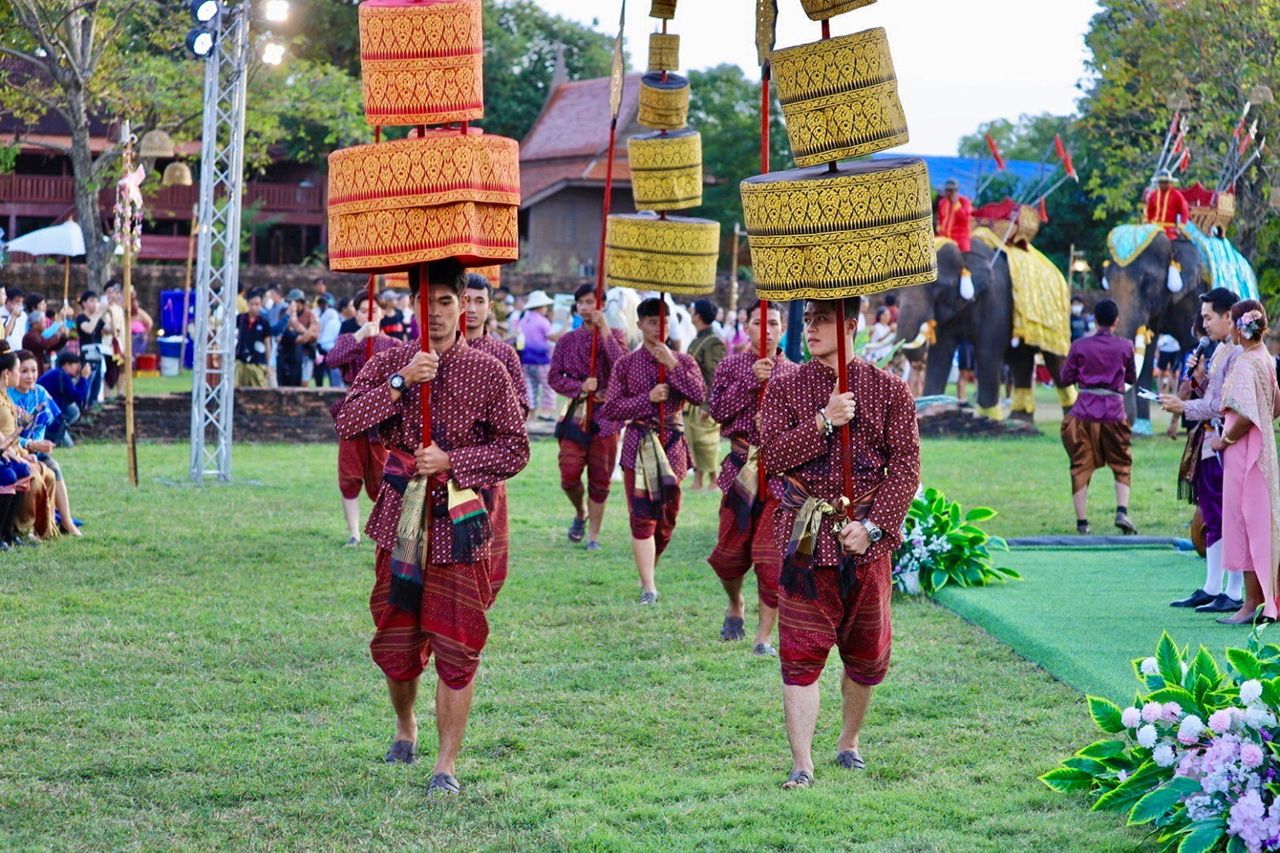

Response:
(186, 27), (216, 58)
(261, 41), (285, 66)
(262, 0), (289, 23)
(190, 0), (219, 24)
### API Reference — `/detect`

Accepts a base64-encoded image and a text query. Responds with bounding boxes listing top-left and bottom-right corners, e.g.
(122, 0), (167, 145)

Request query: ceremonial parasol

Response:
(4, 221), (85, 307)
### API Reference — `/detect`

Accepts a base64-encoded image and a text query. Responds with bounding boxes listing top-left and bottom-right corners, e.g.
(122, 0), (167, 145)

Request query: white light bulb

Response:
(263, 0), (289, 23)
(193, 0), (219, 23)
(262, 42), (285, 65)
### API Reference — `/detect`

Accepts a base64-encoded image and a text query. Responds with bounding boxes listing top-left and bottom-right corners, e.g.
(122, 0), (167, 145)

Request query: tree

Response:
(1079, 0), (1279, 260)
(686, 64), (790, 253)
(0, 0), (365, 287)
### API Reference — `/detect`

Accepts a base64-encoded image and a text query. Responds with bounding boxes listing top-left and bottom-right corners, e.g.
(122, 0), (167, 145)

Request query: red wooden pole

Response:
(418, 263), (432, 445)
(365, 274), (375, 360)
(834, 299), (854, 516)
(757, 62), (772, 499)
(585, 115), (621, 425)
(657, 298), (667, 446)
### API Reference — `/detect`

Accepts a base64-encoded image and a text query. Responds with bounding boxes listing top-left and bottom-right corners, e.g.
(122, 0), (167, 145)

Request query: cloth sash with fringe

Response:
(554, 395), (597, 447)
(631, 424), (679, 521)
(725, 436), (763, 532)
(382, 450), (492, 615)
(779, 476), (880, 600)
(1177, 421), (1206, 505)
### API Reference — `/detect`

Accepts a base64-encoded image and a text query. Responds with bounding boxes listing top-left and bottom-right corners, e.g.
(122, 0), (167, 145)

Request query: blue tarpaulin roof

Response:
(870, 153), (1054, 197)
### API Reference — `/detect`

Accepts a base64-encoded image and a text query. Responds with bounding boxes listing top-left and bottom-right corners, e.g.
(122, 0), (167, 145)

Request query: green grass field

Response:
(0, 433), (1191, 849)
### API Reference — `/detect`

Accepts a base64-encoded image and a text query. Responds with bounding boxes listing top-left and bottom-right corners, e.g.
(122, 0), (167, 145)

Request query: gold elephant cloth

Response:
(648, 33), (680, 73)
(628, 129), (703, 211)
(650, 0), (677, 19)
(638, 72), (691, 131)
(800, 0), (877, 21)
(970, 226), (1070, 357)
(327, 131), (520, 272)
(359, 0), (483, 127)
(771, 27), (908, 168)
(739, 156), (937, 301)
(605, 213), (720, 296)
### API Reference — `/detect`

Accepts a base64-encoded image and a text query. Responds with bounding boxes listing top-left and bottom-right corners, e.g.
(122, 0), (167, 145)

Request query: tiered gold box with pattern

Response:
(327, 0), (520, 275)
(607, 0), (719, 296)
(741, 3), (935, 300)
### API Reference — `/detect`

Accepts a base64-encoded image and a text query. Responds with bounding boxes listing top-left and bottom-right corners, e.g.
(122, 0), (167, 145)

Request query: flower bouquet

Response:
(891, 486), (1016, 595)
(1042, 631), (1280, 852)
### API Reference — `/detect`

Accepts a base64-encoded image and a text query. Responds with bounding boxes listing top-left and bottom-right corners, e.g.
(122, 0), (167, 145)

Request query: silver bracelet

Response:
(818, 410), (834, 438)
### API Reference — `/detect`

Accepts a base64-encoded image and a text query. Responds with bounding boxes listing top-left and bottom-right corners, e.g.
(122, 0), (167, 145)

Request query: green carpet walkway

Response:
(936, 547), (1258, 703)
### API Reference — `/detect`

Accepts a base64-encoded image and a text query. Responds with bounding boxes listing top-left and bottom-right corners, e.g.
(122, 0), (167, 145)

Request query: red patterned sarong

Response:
(559, 433), (618, 505)
(707, 495), (781, 609)
(338, 435), (387, 501)
(370, 548), (492, 689)
(622, 467), (681, 558)
(488, 483), (509, 599)
(778, 555), (892, 687)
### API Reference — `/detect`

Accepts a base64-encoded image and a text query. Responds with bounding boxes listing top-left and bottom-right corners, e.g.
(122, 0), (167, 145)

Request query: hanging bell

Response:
(161, 161), (193, 187)
(139, 129), (176, 159)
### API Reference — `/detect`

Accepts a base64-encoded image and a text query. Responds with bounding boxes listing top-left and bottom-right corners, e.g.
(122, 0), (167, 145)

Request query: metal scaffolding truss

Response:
(189, 6), (249, 483)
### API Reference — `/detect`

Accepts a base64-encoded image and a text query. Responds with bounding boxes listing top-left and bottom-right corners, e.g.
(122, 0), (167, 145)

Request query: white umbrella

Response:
(4, 220), (85, 257)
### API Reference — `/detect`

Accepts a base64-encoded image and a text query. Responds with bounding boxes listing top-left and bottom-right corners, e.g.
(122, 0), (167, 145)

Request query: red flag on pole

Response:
(1177, 149), (1191, 172)
(1038, 196), (1049, 223)
(985, 133), (1006, 171)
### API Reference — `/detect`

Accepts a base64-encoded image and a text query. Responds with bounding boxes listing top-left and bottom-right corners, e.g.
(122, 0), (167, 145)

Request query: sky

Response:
(534, 0), (1103, 156)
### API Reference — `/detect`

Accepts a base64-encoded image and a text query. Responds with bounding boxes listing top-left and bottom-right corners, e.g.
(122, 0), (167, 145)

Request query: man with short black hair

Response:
(4, 287), (27, 351)
(235, 289), (271, 388)
(1160, 287), (1244, 613)
(686, 298), (726, 491)
(1059, 298), (1138, 535)
(549, 283), (627, 550)
(38, 352), (91, 447)
(336, 259), (529, 797)
(601, 297), (706, 603)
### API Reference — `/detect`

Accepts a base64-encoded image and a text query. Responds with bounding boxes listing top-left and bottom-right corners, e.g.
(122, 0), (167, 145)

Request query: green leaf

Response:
(1228, 836), (1247, 853)
(1156, 632), (1184, 688)
(1077, 739), (1127, 760)
(929, 569), (948, 591)
(1191, 647), (1221, 684)
(1040, 766), (1095, 793)
(1088, 696), (1127, 734)
(1065, 756), (1109, 776)
(1226, 647), (1262, 681)
(964, 507), (997, 522)
(1091, 760), (1161, 812)
(1177, 818), (1226, 853)
(1128, 777), (1201, 825)
(1145, 686), (1199, 716)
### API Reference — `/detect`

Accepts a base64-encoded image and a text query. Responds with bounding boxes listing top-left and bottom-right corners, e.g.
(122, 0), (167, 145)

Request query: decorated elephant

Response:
(894, 230), (1075, 420)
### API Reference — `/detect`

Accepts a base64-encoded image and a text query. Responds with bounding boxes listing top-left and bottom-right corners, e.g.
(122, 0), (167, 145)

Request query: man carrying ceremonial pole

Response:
(601, 297), (706, 604)
(761, 296), (919, 788)
(550, 283), (627, 551)
(707, 300), (796, 654)
(335, 259), (529, 797)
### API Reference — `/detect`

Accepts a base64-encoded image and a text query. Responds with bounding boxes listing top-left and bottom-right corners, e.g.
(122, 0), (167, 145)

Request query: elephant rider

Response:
(1145, 170), (1191, 294)
(936, 179), (975, 301)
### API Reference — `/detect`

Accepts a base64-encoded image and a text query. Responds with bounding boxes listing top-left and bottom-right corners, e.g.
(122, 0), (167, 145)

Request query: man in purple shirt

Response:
(1159, 287), (1243, 612)
(1059, 298), (1139, 535)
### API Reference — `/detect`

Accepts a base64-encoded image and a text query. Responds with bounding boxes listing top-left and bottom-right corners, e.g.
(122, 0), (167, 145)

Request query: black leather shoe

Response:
(1196, 594), (1244, 614)
(1171, 588), (1216, 608)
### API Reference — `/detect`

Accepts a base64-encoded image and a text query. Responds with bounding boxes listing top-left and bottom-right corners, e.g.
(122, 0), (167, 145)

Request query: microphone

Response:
(1183, 336), (1211, 380)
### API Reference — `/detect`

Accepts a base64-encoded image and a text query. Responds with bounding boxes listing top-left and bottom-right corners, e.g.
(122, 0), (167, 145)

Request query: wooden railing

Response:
(1, 174), (325, 216)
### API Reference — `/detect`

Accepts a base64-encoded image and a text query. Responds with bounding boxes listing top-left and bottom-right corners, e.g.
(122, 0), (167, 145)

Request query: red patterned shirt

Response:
(334, 339), (530, 560)
(600, 346), (706, 481)
(707, 349), (798, 494)
(549, 324), (629, 435)
(468, 333), (530, 418)
(326, 332), (400, 387)
(760, 357), (920, 568)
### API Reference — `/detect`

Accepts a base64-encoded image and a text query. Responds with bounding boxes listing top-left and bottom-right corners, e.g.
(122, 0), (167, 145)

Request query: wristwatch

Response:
(861, 519), (884, 543)
(388, 373), (407, 392)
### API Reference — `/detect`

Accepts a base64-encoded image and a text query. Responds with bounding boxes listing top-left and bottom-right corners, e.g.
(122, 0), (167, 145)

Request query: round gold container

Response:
(647, 33), (680, 73)
(637, 72), (691, 131)
(800, 0), (877, 21)
(771, 27), (908, 167)
(327, 131), (520, 272)
(649, 0), (677, 20)
(628, 129), (703, 212)
(358, 0), (484, 127)
(605, 213), (720, 295)
(739, 156), (937, 299)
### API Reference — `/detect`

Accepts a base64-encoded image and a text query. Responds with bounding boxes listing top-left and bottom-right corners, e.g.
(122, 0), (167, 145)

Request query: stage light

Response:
(263, 0), (289, 23)
(261, 41), (285, 65)
(190, 0), (219, 24)
(187, 27), (216, 58)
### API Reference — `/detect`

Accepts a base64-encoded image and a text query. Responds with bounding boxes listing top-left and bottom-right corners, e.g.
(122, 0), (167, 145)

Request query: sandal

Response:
(836, 749), (866, 770)
(782, 769), (814, 789)
(720, 616), (746, 642)
(384, 739), (417, 764)
(427, 772), (461, 797)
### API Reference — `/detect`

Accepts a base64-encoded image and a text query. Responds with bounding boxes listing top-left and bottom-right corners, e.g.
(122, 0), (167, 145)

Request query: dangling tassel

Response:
(838, 554), (861, 598)
(1167, 261), (1184, 293)
(959, 268), (975, 301)
(448, 480), (492, 563)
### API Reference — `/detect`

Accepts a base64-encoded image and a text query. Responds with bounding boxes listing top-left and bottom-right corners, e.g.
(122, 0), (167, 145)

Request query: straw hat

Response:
(523, 290), (554, 310)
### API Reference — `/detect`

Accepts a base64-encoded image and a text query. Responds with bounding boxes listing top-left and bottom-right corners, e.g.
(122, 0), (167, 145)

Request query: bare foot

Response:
(61, 525), (82, 537)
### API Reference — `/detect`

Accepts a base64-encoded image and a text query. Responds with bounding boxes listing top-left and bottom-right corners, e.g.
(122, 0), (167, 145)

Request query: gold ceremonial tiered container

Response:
(328, 0), (520, 275)
(741, 3), (935, 300)
(606, 1), (719, 295)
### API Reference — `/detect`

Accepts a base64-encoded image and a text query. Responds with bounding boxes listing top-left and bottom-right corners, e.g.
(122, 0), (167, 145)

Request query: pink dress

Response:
(1221, 346), (1280, 615)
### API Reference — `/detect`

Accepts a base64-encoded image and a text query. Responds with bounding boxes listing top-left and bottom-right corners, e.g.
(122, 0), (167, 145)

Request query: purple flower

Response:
(1241, 742), (1265, 770)
(1210, 709), (1236, 734)
(1121, 707), (1142, 729)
